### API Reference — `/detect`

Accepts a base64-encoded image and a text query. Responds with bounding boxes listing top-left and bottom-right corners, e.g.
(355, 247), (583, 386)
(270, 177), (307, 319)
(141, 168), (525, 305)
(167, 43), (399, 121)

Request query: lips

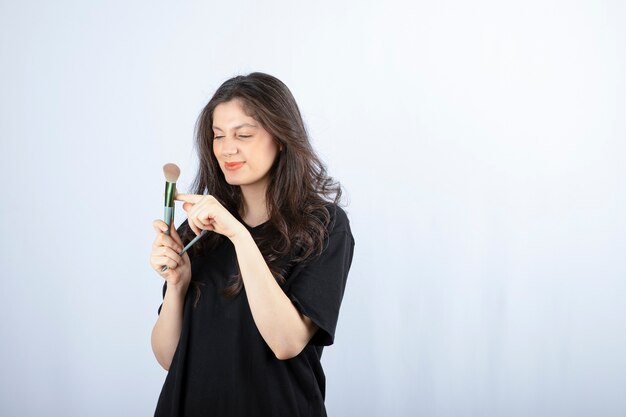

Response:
(224, 162), (245, 171)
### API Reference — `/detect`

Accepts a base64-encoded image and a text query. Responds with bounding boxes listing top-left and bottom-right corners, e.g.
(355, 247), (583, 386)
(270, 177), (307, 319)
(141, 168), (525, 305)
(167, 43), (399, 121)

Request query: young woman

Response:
(149, 72), (355, 417)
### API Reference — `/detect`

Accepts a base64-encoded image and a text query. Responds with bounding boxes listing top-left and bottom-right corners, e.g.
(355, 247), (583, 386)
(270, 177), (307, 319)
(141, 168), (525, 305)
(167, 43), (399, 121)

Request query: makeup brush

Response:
(160, 163), (208, 272)
(161, 230), (208, 272)
(162, 163), (180, 236)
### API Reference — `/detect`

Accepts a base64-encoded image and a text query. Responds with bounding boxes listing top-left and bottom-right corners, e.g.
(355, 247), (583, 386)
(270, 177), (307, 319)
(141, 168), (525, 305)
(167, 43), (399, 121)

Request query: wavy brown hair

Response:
(181, 72), (342, 298)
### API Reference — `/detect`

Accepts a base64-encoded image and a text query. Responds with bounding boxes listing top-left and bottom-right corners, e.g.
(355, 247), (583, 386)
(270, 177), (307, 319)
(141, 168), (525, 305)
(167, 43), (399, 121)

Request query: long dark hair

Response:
(182, 72), (342, 297)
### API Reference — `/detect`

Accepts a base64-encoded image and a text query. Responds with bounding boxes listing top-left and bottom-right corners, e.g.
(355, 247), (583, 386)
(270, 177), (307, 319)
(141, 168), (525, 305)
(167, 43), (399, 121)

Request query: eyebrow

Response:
(213, 123), (258, 131)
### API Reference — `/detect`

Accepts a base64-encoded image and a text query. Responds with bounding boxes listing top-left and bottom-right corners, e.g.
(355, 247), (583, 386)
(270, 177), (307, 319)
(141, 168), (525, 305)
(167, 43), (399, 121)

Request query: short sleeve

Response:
(285, 206), (355, 346)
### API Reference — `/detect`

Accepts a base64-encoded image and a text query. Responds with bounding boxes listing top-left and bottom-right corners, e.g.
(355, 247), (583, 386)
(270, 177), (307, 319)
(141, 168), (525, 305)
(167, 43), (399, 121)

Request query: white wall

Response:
(1, 1), (625, 416)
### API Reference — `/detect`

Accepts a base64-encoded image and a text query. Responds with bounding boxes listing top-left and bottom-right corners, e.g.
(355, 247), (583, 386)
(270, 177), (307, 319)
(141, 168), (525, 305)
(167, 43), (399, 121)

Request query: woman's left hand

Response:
(175, 194), (247, 240)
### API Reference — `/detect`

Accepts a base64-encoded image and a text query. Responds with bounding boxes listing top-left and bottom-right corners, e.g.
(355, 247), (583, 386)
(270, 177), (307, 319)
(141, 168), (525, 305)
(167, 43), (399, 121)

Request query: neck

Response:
(240, 182), (269, 227)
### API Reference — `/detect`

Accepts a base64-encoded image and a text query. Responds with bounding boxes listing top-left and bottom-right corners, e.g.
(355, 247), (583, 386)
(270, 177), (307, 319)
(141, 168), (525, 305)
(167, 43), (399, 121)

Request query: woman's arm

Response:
(149, 219), (192, 371)
(151, 282), (188, 370)
(231, 230), (319, 360)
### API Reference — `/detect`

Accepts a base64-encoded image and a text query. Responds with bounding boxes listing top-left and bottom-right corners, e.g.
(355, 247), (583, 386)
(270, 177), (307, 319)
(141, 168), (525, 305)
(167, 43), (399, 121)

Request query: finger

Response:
(152, 219), (169, 233)
(160, 246), (183, 265)
(175, 193), (203, 204)
(188, 218), (203, 236)
(153, 242), (183, 255)
(188, 203), (211, 227)
(154, 255), (178, 271)
(150, 252), (178, 270)
(190, 200), (214, 226)
(152, 248), (183, 270)
(153, 227), (180, 252)
(169, 224), (185, 247)
(155, 233), (183, 252)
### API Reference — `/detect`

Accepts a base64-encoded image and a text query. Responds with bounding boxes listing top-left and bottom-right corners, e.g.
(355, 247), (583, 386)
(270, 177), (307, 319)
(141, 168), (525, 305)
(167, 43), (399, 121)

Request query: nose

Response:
(219, 136), (238, 157)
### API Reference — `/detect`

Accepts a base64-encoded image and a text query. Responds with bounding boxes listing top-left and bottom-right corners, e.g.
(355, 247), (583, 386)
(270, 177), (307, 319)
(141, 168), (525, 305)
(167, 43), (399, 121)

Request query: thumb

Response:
(169, 222), (184, 245)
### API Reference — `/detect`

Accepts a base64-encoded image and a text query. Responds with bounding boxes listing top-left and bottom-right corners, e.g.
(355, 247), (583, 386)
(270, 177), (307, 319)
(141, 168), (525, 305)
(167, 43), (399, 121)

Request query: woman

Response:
(149, 72), (355, 417)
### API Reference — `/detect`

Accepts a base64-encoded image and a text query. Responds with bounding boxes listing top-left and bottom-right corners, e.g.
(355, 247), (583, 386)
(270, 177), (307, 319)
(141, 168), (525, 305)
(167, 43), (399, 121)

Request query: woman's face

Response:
(212, 99), (279, 191)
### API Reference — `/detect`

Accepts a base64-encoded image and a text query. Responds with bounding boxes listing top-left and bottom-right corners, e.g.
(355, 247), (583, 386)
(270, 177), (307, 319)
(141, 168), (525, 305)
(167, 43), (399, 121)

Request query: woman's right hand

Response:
(149, 219), (191, 289)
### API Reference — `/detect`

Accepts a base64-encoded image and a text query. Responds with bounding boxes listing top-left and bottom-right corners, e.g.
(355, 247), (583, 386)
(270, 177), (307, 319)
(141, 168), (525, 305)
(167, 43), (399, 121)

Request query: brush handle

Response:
(163, 206), (175, 236)
(163, 182), (177, 236)
(161, 230), (208, 272)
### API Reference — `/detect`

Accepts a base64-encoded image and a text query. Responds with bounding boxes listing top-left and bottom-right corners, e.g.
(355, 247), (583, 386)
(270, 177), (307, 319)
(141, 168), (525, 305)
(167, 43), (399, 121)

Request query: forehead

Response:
(212, 100), (257, 130)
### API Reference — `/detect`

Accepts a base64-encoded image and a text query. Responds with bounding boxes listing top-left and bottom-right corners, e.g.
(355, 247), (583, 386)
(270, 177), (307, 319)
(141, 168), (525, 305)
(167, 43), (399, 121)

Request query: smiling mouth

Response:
(224, 162), (245, 171)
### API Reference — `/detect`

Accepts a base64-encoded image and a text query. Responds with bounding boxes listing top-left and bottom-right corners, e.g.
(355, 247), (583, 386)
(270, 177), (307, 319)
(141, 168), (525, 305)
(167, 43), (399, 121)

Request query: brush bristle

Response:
(163, 163), (181, 182)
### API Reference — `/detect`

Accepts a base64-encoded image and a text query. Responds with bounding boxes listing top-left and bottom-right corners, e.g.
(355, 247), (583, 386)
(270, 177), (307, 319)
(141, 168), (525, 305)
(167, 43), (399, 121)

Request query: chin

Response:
(224, 179), (244, 186)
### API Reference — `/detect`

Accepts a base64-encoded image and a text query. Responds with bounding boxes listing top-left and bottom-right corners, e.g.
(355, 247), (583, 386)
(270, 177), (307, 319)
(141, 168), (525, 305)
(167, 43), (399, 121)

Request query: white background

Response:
(1, 1), (625, 416)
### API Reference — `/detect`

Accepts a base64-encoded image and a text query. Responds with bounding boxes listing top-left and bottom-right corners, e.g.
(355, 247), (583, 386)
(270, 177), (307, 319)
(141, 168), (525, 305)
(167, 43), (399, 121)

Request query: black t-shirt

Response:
(154, 205), (355, 417)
